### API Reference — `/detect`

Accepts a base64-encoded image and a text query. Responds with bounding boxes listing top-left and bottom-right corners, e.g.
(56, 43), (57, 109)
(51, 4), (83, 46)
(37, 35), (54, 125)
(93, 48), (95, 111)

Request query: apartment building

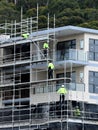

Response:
(0, 16), (98, 130)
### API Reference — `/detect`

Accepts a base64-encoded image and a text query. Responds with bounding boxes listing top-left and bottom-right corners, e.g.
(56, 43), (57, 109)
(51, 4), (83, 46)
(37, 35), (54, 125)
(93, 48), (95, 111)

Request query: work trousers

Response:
(60, 94), (65, 103)
(43, 49), (48, 58)
(48, 68), (53, 79)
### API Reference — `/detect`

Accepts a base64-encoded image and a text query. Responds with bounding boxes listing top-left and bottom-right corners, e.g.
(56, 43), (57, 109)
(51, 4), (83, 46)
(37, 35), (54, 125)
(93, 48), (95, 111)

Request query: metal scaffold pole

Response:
(47, 12), (50, 130)
(53, 14), (56, 64)
(29, 4), (39, 130)
(82, 83), (85, 130)
(21, 6), (23, 36)
(37, 3), (39, 33)
(12, 30), (16, 130)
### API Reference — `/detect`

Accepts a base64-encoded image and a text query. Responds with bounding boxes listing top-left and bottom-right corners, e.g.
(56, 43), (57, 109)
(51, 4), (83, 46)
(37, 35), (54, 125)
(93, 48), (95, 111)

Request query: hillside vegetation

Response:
(1, 0), (98, 29)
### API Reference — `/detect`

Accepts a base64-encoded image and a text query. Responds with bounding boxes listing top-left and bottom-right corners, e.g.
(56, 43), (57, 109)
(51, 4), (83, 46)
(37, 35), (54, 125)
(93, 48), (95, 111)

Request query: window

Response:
(56, 71), (76, 89)
(89, 71), (98, 93)
(89, 39), (98, 61)
(57, 39), (76, 60)
(57, 39), (76, 50)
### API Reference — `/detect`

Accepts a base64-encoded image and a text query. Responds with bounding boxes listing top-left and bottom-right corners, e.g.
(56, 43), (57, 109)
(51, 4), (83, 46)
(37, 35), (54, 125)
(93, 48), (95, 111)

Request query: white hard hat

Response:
(62, 85), (64, 87)
(27, 33), (29, 35)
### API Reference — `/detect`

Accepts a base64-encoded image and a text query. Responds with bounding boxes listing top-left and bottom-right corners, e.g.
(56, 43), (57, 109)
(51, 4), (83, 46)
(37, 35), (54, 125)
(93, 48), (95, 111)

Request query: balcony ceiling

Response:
(55, 28), (81, 37)
(55, 26), (98, 37)
(53, 25), (98, 38)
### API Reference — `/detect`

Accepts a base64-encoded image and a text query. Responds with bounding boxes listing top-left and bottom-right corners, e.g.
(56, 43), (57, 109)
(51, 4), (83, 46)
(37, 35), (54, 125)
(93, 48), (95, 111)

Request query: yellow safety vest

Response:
(57, 87), (67, 94)
(22, 34), (29, 39)
(43, 43), (49, 49)
(75, 108), (81, 116)
(48, 63), (54, 69)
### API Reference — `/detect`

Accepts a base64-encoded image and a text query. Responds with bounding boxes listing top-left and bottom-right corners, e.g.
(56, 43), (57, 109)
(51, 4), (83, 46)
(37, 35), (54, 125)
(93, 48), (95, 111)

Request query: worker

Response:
(43, 42), (49, 58)
(74, 106), (81, 117)
(57, 84), (67, 103)
(21, 33), (29, 39)
(48, 61), (54, 79)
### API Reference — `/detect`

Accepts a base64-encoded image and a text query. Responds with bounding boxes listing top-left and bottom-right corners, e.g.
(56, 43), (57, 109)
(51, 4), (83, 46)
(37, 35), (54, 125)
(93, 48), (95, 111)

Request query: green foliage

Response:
(56, 16), (69, 27)
(48, 0), (79, 16)
(77, 0), (98, 9)
(67, 16), (84, 25)
(79, 21), (98, 30)
(0, 0), (98, 29)
(83, 8), (98, 21)
(26, 8), (37, 17)
(38, 15), (47, 28)
(16, 0), (38, 12)
(0, 0), (20, 22)
(39, 6), (48, 15)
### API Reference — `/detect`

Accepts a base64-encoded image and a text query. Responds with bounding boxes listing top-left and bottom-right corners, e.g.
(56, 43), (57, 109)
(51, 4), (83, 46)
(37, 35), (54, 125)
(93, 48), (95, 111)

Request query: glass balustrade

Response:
(56, 49), (88, 62)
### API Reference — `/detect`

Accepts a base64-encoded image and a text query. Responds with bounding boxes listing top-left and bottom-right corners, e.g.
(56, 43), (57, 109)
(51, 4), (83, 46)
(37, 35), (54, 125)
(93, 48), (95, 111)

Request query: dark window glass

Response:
(89, 52), (94, 60)
(70, 40), (76, 49)
(89, 39), (94, 44)
(95, 39), (98, 45)
(71, 72), (76, 82)
(89, 84), (94, 93)
(57, 39), (76, 60)
(56, 71), (76, 85)
(95, 72), (98, 77)
(95, 45), (98, 52)
(57, 39), (76, 50)
(89, 39), (98, 61)
(95, 86), (98, 94)
(95, 52), (98, 61)
(89, 71), (94, 76)
(89, 43), (95, 52)
(94, 78), (98, 85)
(89, 77), (94, 84)
(56, 73), (64, 85)
(89, 71), (98, 93)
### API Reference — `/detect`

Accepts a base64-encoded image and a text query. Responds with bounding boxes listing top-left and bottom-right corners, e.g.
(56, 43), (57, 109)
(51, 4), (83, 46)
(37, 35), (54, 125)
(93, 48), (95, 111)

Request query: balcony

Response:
(56, 49), (88, 62)
(31, 82), (85, 104)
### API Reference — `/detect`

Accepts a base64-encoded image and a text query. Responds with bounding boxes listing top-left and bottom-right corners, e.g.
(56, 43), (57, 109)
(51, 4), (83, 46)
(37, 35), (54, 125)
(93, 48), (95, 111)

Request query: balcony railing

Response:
(56, 49), (88, 62)
(0, 49), (88, 66)
(0, 49), (53, 65)
(33, 82), (85, 94)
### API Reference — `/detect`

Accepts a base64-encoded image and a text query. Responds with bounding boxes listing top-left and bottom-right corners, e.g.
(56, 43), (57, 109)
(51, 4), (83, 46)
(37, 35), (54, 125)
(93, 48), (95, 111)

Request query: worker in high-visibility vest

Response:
(22, 33), (29, 39)
(74, 106), (81, 117)
(48, 61), (54, 79)
(43, 42), (49, 58)
(57, 85), (68, 103)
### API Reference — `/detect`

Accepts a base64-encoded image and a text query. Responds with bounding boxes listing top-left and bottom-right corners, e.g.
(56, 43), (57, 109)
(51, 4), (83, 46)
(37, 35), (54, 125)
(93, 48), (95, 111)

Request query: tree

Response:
(79, 21), (98, 30)
(0, 0), (20, 22)
(38, 15), (47, 28)
(67, 16), (84, 25)
(83, 8), (98, 21)
(26, 8), (37, 17)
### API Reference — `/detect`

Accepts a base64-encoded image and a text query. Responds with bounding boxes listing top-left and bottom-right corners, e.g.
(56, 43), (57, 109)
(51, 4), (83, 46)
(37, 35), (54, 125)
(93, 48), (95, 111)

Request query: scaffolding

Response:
(0, 6), (98, 130)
